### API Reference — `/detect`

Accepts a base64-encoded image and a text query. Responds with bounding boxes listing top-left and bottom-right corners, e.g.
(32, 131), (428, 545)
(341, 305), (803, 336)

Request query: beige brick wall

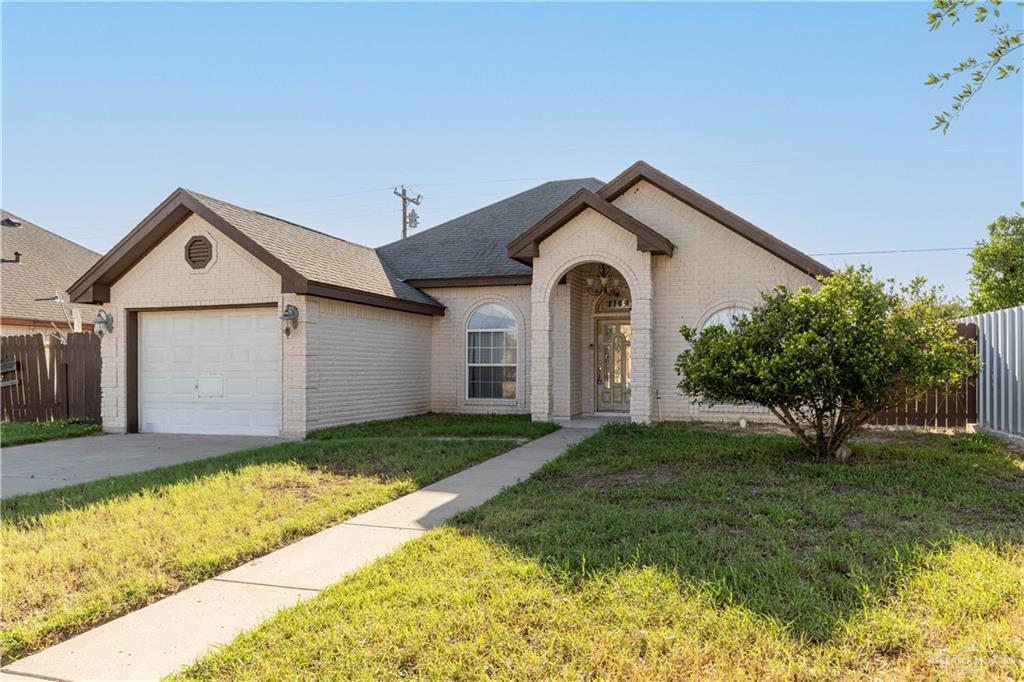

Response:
(421, 285), (531, 414)
(305, 297), (432, 430)
(100, 214), (298, 434)
(611, 180), (819, 422)
(529, 209), (655, 422)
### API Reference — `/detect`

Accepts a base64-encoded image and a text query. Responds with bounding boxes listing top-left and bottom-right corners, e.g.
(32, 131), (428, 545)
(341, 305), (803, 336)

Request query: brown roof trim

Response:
(598, 161), (831, 278)
(406, 275), (532, 288)
(69, 189), (307, 304)
(303, 281), (445, 316)
(507, 189), (675, 264)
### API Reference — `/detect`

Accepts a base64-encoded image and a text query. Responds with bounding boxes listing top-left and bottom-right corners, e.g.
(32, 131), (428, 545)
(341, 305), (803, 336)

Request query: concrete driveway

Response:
(1, 433), (282, 498)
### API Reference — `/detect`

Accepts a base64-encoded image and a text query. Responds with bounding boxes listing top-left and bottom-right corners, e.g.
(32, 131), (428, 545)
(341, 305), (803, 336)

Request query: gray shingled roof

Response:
(1, 210), (102, 323)
(377, 178), (605, 281)
(185, 191), (440, 307)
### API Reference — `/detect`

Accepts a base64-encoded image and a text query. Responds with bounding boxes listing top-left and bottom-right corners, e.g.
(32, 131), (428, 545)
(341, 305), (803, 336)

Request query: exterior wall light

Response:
(281, 304), (299, 336)
(92, 310), (114, 337)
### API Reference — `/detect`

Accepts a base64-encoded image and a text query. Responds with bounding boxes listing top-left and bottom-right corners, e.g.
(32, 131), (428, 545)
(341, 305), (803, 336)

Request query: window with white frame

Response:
(702, 306), (751, 332)
(467, 303), (517, 400)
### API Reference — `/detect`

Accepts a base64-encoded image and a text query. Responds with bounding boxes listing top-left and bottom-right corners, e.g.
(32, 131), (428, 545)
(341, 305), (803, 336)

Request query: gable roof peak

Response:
(597, 161), (831, 278)
(69, 187), (443, 315)
(506, 187), (675, 263)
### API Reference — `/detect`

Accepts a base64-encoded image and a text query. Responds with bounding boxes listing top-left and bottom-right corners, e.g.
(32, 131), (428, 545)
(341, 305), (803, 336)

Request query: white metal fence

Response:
(964, 305), (1023, 439)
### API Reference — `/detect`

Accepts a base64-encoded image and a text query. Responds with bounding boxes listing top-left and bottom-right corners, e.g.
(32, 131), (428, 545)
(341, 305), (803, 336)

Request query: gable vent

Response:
(185, 236), (213, 269)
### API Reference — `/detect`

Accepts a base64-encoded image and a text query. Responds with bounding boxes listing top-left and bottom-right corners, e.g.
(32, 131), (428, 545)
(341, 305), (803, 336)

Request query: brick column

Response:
(530, 291), (553, 422)
(630, 294), (654, 423)
(280, 293), (309, 438)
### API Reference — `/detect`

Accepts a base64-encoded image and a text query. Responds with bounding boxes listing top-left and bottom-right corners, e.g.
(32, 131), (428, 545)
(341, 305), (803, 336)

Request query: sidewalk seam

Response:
(209, 577), (321, 593)
(341, 521), (430, 532)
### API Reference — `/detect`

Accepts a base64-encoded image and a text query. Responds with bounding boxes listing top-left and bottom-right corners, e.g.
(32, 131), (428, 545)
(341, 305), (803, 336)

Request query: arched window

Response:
(702, 306), (751, 332)
(700, 306), (754, 408)
(467, 303), (517, 400)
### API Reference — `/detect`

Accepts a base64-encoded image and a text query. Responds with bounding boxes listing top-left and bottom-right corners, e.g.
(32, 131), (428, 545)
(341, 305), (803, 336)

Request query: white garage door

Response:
(139, 308), (280, 436)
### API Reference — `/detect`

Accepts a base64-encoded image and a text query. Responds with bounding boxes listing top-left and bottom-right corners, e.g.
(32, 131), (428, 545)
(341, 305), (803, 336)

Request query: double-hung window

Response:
(467, 304), (517, 400)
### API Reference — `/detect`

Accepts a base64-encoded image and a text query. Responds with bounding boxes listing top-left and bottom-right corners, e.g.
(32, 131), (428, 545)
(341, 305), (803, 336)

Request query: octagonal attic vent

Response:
(185, 235), (213, 269)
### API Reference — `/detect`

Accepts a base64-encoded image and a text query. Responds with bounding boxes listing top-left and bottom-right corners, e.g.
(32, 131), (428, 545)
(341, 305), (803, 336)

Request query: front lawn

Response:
(180, 424), (1024, 680)
(308, 412), (558, 440)
(0, 419), (101, 447)
(0, 426), (524, 661)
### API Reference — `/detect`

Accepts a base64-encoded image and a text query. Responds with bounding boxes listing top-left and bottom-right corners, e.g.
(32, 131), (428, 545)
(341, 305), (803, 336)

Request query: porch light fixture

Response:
(92, 310), (114, 337)
(585, 264), (623, 297)
(281, 304), (299, 336)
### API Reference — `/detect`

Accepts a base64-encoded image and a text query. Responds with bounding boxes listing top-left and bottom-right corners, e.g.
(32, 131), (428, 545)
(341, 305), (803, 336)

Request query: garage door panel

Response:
(139, 308), (280, 436)
(224, 377), (255, 397)
(171, 317), (193, 334)
(254, 409), (278, 429)
(228, 347), (251, 363)
(254, 347), (277, 363)
(172, 346), (193, 363)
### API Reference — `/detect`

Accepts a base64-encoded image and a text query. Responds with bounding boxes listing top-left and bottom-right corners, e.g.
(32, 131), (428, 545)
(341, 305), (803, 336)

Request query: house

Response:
(1, 210), (102, 336)
(69, 161), (830, 437)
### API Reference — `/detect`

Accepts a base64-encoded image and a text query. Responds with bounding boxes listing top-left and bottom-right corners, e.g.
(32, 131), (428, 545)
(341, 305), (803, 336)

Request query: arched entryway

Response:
(530, 253), (654, 423)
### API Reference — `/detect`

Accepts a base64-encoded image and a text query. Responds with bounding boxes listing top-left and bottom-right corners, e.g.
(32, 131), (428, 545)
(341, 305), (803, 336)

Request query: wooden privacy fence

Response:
(868, 322), (978, 429)
(1, 332), (101, 422)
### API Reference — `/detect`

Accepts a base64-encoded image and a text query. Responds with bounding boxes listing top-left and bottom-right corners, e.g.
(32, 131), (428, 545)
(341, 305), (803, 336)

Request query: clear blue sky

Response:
(3, 2), (1021, 298)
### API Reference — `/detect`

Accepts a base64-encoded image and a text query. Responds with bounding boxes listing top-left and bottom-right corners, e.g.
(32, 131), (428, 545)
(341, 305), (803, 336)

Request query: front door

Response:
(596, 319), (631, 412)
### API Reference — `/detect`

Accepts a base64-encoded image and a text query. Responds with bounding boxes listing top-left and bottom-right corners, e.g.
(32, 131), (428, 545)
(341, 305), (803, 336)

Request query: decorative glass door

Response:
(596, 320), (631, 412)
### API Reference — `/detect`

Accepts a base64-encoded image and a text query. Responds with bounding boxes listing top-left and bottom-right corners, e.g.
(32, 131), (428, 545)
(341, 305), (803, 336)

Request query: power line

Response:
(810, 246), (972, 256)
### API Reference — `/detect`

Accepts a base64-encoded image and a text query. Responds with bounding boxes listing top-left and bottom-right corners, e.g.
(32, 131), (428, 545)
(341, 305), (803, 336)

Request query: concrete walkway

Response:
(1, 434), (282, 498)
(2, 423), (599, 682)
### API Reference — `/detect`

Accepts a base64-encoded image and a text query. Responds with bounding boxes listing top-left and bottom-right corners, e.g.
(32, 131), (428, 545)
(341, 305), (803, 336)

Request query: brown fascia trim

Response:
(69, 189), (307, 304)
(405, 275), (532, 288)
(507, 189), (675, 264)
(598, 161), (832, 278)
(304, 281), (445, 316)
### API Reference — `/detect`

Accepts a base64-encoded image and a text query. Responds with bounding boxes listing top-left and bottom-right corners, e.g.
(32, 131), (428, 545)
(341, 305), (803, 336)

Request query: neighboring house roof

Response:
(377, 178), (605, 284)
(507, 188), (675, 264)
(70, 189), (443, 315)
(1, 210), (102, 326)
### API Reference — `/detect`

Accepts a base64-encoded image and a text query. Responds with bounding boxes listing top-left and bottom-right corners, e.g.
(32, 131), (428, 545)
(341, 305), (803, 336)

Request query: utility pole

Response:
(393, 185), (423, 240)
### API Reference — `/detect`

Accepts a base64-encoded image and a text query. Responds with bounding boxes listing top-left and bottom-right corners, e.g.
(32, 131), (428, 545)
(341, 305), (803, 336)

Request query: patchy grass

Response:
(0, 419), (100, 447)
(179, 424), (1024, 681)
(308, 412), (558, 440)
(1, 432), (520, 662)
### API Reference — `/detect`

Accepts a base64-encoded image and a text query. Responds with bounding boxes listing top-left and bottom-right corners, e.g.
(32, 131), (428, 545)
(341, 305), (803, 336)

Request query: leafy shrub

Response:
(675, 266), (976, 460)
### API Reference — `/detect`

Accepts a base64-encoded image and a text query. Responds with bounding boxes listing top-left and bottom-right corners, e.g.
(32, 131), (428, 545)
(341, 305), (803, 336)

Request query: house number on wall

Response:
(602, 298), (632, 311)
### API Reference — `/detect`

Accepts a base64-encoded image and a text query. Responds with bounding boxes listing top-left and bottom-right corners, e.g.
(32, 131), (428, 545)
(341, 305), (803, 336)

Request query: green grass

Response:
(0, 419), (101, 447)
(308, 412), (558, 440)
(1, 422), (527, 662)
(178, 424), (1024, 681)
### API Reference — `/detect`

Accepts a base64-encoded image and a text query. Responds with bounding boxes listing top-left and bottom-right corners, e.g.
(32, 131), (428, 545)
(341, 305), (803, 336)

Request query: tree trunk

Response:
(833, 443), (853, 462)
